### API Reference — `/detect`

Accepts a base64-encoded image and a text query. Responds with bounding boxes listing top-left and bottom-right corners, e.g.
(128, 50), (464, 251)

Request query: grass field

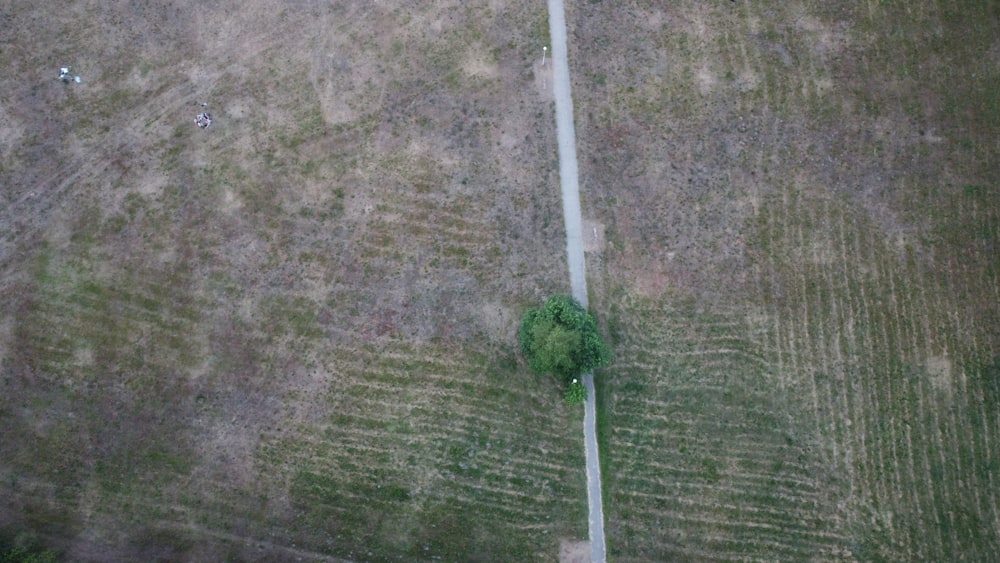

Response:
(3, 0), (999, 561)
(0, 1), (587, 560)
(572, 0), (1000, 560)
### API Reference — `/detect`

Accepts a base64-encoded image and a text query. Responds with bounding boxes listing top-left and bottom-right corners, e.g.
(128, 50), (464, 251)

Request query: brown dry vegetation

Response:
(572, 0), (1000, 560)
(1, 1), (585, 560)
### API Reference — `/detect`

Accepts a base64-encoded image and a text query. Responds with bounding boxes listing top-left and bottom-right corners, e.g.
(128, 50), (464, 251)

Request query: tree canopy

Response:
(518, 295), (610, 386)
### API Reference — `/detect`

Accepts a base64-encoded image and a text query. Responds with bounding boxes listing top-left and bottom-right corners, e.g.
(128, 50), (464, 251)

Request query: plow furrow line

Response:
(615, 340), (766, 360)
(363, 349), (472, 370)
(614, 472), (825, 506)
(609, 431), (812, 458)
(611, 442), (814, 470)
(884, 237), (943, 558)
(835, 207), (867, 509)
(312, 414), (575, 450)
(909, 252), (958, 557)
(609, 451), (821, 482)
(611, 495), (842, 540)
(853, 225), (892, 527)
(813, 200), (848, 487)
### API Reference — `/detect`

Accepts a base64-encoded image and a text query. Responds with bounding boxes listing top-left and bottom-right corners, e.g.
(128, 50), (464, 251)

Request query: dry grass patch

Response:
(575, 0), (1000, 559)
(1, 1), (588, 559)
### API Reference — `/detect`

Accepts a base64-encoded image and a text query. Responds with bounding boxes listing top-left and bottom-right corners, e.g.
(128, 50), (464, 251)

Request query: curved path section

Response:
(546, 1), (606, 561)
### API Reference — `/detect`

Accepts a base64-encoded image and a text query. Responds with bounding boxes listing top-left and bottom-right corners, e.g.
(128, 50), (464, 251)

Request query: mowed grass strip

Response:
(754, 184), (1000, 558)
(600, 295), (847, 561)
(255, 341), (587, 560)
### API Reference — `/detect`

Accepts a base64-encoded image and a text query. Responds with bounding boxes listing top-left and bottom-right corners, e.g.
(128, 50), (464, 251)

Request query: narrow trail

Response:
(546, 0), (607, 561)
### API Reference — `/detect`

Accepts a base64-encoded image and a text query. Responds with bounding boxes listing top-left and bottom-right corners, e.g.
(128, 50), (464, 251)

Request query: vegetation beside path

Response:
(519, 295), (610, 404)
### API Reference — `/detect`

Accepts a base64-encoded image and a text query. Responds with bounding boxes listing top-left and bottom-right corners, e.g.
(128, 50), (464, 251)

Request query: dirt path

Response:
(546, 0), (606, 561)
(547, 1), (587, 307)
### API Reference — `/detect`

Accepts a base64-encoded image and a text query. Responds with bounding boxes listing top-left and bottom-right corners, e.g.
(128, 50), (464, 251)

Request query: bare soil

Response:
(559, 538), (591, 563)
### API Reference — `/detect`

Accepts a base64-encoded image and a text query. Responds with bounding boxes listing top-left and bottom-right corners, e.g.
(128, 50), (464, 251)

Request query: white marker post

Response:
(541, 46), (547, 66)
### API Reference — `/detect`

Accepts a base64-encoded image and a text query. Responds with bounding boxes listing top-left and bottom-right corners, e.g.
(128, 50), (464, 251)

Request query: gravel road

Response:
(546, 0), (607, 560)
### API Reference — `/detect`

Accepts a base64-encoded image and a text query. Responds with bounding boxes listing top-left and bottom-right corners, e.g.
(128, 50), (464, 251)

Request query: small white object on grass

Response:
(74, 76), (81, 83)
(541, 46), (547, 66)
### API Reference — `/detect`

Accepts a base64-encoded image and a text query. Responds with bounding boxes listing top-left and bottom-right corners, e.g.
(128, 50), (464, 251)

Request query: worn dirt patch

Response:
(926, 354), (954, 397)
(696, 64), (718, 96)
(535, 57), (554, 101)
(559, 539), (591, 563)
(478, 300), (516, 341)
(0, 105), (24, 158)
(583, 220), (605, 253)
(462, 43), (500, 79)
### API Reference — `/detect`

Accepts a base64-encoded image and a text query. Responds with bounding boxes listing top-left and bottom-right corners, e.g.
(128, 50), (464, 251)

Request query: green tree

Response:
(518, 295), (610, 384)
